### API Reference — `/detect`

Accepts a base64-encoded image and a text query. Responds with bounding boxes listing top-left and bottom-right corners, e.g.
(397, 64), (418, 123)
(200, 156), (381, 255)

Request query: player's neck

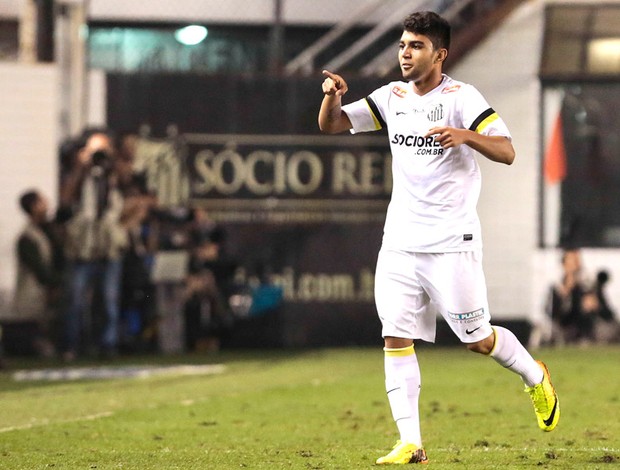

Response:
(411, 71), (444, 96)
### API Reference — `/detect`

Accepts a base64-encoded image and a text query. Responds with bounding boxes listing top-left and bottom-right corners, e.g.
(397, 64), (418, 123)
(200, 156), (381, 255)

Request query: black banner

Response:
(185, 132), (390, 217)
(184, 132), (390, 347)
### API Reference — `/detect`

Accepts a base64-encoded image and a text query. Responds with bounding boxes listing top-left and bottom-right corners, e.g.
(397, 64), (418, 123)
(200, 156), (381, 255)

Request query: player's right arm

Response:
(318, 70), (352, 134)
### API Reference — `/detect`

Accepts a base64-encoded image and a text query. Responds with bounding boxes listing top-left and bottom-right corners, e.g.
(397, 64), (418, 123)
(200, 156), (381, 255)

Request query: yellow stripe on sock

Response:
(383, 345), (415, 357)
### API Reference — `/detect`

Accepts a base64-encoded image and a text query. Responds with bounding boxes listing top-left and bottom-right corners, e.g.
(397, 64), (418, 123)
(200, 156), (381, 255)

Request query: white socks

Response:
(382, 328), (542, 448)
(384, 345), (422, 447)
(490, 326), (544, 387)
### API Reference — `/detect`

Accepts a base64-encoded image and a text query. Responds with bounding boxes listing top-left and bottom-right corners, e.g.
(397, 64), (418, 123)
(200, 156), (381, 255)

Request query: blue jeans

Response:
(64, 259), (123, 353)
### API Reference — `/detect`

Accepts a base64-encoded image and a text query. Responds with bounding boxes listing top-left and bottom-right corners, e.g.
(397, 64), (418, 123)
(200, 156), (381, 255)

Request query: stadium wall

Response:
(1, 1), (619, 345)
(0, 63), (59, 318)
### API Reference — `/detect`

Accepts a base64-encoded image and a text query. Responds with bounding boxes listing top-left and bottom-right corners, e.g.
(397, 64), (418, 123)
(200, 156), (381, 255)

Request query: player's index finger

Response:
(322, 70), (337, 80)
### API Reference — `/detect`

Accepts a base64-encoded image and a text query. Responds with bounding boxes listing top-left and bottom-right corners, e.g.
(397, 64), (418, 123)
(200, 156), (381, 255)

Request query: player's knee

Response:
(466, 341), (490, 354)
(384, 336), (414, 349)
(465, 333), (495, 355)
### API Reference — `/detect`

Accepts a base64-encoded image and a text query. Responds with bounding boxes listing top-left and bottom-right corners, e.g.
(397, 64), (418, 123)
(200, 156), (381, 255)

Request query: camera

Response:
(92, 150), (112, 170)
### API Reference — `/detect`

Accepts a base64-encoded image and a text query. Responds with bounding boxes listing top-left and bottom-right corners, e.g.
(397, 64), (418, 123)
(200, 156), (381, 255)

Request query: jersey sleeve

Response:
(460, 85), (512, 139)
(341, 86), (389, 134)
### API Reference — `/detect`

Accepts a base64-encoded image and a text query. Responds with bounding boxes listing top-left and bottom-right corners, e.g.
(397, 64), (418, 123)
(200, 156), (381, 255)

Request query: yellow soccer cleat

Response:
(376, 440), (429, 465)
(525, 360), (560, 432)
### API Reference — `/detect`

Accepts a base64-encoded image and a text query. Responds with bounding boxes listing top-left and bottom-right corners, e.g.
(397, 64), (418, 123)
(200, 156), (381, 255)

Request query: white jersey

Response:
(342, 74), (511, 252)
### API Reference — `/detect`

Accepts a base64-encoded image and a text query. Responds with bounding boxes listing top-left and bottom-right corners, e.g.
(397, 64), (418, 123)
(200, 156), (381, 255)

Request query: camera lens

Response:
(92, 150), (109, 167)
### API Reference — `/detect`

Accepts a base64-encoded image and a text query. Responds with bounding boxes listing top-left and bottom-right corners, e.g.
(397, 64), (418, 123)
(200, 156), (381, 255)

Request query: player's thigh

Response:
(374, 248), (431, 337)
(419, 250), (492, 343)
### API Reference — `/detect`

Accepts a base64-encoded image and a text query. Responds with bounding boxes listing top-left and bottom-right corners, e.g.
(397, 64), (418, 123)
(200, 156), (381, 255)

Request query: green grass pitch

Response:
(0, 345), (618, 469)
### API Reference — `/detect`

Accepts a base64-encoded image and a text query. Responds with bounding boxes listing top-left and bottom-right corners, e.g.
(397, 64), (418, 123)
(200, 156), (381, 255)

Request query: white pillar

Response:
(19, 0), (37, 62)
(56, 0), (89, 140)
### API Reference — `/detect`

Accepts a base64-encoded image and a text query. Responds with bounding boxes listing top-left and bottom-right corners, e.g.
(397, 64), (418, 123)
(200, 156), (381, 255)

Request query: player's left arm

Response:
(425, 126), (515, 165)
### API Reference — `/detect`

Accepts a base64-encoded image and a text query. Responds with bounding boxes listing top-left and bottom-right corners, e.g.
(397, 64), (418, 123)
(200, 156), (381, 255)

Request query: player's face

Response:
(398, 31), (441, 82)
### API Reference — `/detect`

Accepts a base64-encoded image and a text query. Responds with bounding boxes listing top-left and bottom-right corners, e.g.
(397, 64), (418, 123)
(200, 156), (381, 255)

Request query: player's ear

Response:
(435, 48), (448, 64)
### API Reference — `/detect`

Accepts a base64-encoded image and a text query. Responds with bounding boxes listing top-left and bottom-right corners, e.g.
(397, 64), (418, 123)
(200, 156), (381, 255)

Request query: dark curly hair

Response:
(403, 11), (451, 52)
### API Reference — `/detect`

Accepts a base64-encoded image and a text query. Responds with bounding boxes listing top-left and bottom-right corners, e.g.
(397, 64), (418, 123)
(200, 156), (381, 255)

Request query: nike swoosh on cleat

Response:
(465, 326), (482, 335)
(543, 397), (558, 427)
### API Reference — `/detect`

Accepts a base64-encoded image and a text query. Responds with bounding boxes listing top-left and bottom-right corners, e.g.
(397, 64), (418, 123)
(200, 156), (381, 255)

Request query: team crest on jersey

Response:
(427, 103), (444, 122)
(391, 86), (407, 98)
(441, 84), (461, 94)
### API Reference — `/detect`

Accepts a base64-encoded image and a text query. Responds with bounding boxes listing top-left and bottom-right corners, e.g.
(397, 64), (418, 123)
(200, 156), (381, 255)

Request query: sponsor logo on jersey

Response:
(391, 134), (442, 147)
(448, 308), (485, 322)
(441, 84), (461, 94)
(390, 133), (445, 156)
(391, 86), (407, 98)
(395, 107), (425, 116)
(427, 103), (443, 122)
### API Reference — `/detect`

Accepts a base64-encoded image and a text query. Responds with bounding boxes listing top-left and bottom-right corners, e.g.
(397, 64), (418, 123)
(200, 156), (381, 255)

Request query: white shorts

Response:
(374, 248), (493, 344)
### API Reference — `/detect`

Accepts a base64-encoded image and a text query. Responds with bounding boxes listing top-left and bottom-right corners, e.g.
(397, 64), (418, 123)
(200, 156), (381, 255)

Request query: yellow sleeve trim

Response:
(365, 100), (383, 131)
(475, 112), (499, 134)
(384, 345), (415, 357)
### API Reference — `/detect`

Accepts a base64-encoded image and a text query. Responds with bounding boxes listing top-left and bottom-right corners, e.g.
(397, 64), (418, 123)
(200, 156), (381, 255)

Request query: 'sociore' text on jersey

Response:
(390, 134), (445, 156)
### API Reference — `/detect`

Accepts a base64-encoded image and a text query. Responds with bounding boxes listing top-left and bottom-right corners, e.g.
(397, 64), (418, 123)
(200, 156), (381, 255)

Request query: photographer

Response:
(59, 128), (129, 360)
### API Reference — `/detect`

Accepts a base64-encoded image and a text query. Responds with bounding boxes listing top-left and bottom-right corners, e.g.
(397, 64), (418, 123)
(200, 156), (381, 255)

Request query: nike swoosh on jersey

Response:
(465, 326), (482, 335)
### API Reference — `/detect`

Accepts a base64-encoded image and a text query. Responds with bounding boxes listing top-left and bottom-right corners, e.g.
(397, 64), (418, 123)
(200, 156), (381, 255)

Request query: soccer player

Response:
(318, 11), (559, 465)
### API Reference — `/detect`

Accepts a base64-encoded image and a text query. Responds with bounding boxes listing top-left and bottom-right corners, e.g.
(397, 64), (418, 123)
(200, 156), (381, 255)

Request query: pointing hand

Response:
(322, 70), (348, 97)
